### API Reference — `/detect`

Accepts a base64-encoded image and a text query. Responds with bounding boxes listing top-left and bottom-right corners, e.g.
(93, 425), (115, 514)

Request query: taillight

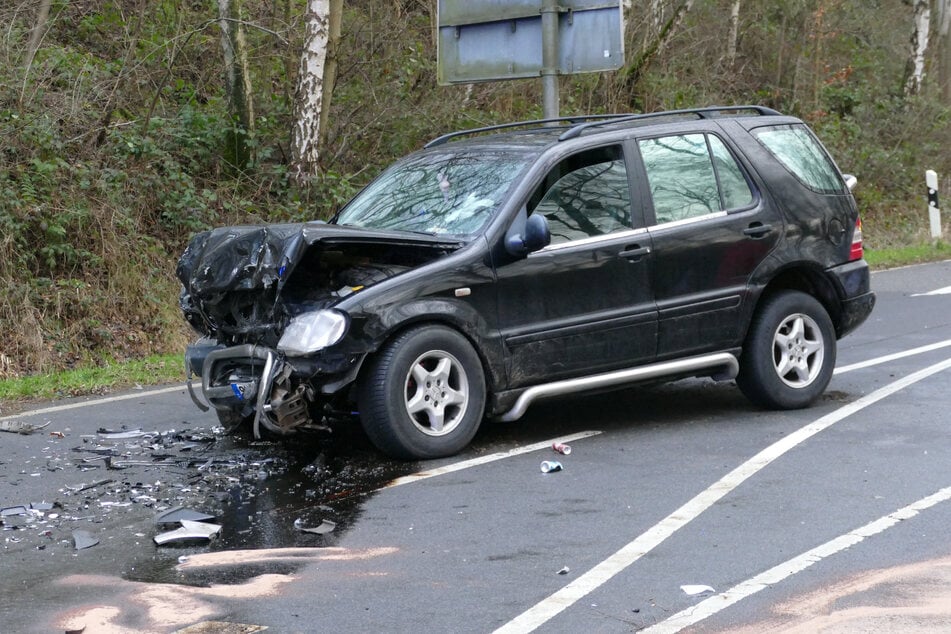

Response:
(849, 217), (864, 261)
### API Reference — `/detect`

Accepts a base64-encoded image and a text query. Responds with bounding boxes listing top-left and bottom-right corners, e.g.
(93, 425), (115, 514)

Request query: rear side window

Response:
(639, 133), (754, 225)
(752, 124), (843, 193)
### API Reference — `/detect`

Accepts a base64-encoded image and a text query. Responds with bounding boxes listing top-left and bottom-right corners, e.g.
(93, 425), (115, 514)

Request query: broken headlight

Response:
(277, 309), (348, 356)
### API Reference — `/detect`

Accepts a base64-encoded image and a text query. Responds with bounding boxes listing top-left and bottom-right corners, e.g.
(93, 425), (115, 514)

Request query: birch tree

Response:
(905, 0), (931, 96)
(726, 0), (741, 69)
(290, 0), (332, 186)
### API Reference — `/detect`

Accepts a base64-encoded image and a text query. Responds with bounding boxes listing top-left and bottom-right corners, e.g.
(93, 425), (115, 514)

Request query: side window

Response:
(529, 146), (632, 244)
(752, 124), (842, 193)
(639, 133), (754, 225)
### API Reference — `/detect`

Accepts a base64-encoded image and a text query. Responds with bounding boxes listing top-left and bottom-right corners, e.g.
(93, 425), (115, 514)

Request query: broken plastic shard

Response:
(681, 584), (715, 596)
(293, 518), (336, 535)
(153, 520), (222, 545)
(97, 429), (150, 439)
(72, 530), (100, 550)
(1, 506), (29, 517)
(0, 420), (50, 435)
(154, 507), (216, 525)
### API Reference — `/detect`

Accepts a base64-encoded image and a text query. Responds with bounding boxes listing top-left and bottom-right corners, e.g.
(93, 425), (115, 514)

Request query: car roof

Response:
(424, 105), (790, 153)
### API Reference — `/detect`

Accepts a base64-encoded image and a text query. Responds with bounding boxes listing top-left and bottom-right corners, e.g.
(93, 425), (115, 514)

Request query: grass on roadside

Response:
(0, 354), (184, 404)
(864, 241), (951, 269)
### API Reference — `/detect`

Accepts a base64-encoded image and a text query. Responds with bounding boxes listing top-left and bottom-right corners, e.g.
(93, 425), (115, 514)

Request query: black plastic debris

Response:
(293, 518), (336, 535)
(154, 507), (216, 525)
(72, 530), (99, 550)
(153, 519), (222, 545)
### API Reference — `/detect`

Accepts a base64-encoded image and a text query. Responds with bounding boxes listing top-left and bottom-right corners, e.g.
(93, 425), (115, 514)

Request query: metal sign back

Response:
(437, 0), (624, 85)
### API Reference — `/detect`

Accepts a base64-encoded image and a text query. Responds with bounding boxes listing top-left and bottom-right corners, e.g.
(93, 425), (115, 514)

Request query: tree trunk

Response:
(937, 0), (951, 101)
(318, 0), (343, 149)
(726, 0), (741, 69)
(218, 0), (255, 170)
(290, 0), (331, 187)
(19, 0), (53, 108)
(905, 0), (931, 96)
(619, 0), (693, 92)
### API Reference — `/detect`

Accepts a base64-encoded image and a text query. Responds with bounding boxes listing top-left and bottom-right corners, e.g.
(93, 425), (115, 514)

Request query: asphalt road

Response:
(2, 260), (951, 633)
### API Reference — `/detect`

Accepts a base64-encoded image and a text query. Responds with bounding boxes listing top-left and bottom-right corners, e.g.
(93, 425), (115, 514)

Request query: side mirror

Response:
(842, 174), (857, 192)
(505, 213), (551, 257)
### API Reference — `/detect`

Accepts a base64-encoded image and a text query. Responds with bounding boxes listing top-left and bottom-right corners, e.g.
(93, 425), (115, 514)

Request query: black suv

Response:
(177, 106), (875, 459)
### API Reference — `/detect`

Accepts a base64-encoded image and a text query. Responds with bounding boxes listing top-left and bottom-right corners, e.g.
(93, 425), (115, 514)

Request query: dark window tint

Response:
(639, 133), (754, 225)
(753, 124), (842, 193)
(530, 146), (632, 244)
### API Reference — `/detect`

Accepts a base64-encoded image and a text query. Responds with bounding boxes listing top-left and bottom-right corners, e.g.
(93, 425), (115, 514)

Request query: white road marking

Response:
(643, 485), (951, 633)
(384, 430), (602, 488)
(834, 338), (951, 375)
(494, 357), (951, 634)
(911, 285), (951, 296)
(0, 385), (186, 422)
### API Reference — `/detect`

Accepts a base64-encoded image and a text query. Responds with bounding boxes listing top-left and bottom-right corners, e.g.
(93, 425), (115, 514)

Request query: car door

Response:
(493, 144), (657, 389)
(636, 131), (782, 359)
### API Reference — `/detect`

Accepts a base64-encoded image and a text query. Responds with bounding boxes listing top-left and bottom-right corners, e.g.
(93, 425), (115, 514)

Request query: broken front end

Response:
(177, 222), (456, 437)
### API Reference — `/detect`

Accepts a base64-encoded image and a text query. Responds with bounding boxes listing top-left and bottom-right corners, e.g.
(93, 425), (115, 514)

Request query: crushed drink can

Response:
(540, 460), (563, 473)
(552, 442), (572, 455)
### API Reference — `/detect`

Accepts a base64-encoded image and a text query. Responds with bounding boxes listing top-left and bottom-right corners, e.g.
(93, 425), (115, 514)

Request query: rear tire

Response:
(358, 325), (486, 460)
(737, 290), (836, 409)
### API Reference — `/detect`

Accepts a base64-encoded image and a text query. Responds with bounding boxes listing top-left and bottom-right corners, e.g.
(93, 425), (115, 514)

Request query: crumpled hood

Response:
(177, 222), (462, 342)
(177, 222), (460, 300)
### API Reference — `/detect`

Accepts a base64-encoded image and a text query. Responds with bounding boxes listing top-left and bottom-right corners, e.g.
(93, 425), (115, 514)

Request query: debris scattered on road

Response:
(72, 530), (99, 550)
(154, 519), (222, 545)
(681, 584), (715, 596)
(0, 420), (50, 435)
(552, 442), (572, 455)
(293, 518), (336, 535)
(540, 460), (563, 473)
(557, 566), (570, 575)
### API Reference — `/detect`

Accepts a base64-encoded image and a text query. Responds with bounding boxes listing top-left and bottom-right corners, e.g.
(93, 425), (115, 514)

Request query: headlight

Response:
(277, 310), (348, 355)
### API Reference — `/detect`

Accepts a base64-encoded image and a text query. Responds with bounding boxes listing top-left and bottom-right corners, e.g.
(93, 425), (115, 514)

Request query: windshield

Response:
(334, 150), (531, 236)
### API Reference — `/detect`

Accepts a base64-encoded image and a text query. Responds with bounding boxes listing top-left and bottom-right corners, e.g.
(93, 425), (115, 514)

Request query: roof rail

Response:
(424, 114), (635, 148)
(423, 105), (783, 148)
(557, 105), (783, 141)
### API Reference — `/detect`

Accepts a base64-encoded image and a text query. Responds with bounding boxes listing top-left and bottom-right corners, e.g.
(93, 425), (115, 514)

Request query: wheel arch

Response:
(753, 264), (843, 336)
(357, 302), (503, 399)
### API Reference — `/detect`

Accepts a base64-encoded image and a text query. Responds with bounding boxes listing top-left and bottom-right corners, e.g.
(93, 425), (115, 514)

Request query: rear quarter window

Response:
(752, 124), (843, 194)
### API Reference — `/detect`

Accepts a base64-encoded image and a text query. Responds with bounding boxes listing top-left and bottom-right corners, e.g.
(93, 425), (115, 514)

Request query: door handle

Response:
(619, 245), (651, 260)
(743, 223), (774, 238)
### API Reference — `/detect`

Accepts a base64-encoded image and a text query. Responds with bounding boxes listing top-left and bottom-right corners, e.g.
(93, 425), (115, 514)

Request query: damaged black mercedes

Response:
(178, 107), (875, 459)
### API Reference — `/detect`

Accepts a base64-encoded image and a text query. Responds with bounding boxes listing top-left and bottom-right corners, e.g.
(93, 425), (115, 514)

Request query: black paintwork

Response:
(179, 108), (875, 422)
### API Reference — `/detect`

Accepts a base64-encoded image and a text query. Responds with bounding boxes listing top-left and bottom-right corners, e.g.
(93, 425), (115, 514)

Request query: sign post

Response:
(436, 1), (624, 119)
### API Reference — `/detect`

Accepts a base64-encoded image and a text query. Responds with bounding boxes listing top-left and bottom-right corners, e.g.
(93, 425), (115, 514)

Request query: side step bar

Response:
(498, 352), (739, 422)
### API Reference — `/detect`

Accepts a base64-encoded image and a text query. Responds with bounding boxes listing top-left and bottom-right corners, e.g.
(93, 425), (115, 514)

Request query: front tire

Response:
(737, 290), (836, 409)
(358, 325), (486, 460)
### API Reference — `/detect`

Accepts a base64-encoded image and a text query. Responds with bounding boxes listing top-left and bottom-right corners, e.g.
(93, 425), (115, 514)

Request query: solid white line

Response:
(384, 430), (602, 488)
(494, 357), (951, 634)
(911, 285), (951, 296)
(834, 339), (951, 375)
(643, 485), (951, 633)
(0, 385), (186, 422)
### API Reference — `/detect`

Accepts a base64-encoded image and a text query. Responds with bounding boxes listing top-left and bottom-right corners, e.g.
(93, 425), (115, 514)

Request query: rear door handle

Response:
(743, 223), (774, 238)
(619, 245), (651, 260)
